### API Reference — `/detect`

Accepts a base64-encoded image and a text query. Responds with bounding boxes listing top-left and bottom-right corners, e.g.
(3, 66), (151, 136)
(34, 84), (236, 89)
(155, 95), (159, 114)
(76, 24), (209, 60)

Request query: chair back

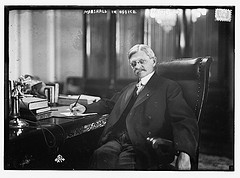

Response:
(157, 57), (212, 123)
(157, 57), (212, 170)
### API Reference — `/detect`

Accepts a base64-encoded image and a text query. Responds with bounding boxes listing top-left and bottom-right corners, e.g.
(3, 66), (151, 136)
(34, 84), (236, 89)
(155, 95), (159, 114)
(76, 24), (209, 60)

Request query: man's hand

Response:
(69, 103), (86, 116)
(176, 152), (191, 170)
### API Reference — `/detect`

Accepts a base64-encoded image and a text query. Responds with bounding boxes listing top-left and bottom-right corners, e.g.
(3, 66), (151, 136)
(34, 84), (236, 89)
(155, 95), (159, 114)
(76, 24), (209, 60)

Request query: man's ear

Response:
(152, 57), (157, 67)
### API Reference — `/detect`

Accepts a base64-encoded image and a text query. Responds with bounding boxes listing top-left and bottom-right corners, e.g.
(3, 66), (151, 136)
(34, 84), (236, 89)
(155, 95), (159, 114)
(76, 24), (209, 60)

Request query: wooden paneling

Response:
(87, 13), (110, 79)
(56, 10), (84, 83)
(116, 10), (144, 79)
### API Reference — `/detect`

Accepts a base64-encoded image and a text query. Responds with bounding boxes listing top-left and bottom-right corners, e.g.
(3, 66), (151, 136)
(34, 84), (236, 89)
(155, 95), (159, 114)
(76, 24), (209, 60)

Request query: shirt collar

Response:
(139, 71), (155, 86)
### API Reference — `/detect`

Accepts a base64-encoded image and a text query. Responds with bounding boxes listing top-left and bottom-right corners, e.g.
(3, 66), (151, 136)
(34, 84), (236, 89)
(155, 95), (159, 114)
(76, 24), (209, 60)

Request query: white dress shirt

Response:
(136, 71), (155, 95)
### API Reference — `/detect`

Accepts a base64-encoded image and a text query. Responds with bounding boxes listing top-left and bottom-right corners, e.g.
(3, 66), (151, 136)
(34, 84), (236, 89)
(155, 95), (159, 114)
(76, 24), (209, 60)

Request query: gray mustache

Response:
(134, 69), (146, 73)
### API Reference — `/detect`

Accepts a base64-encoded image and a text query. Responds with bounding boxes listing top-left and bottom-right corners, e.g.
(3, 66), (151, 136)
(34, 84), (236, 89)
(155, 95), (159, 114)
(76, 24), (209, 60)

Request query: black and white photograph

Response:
(2, 2), (236, 176)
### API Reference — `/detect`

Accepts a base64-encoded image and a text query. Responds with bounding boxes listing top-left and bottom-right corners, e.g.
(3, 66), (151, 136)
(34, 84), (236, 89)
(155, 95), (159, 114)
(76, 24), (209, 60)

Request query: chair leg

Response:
(191, 147), (199, 170)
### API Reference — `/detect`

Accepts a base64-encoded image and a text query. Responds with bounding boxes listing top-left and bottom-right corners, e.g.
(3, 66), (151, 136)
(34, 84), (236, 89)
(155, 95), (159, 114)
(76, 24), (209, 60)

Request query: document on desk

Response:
(51, 106), (97, 118)
(60, 111), (97, 117)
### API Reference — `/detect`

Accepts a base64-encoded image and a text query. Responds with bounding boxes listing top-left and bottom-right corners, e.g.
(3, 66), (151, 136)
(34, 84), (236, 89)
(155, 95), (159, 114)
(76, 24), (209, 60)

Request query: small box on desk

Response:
(58, 94), (101, 106)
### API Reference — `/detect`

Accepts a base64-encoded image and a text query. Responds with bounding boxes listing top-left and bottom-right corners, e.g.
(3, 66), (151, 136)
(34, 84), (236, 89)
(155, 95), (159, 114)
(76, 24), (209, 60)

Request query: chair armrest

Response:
(147, 137), (176, 164)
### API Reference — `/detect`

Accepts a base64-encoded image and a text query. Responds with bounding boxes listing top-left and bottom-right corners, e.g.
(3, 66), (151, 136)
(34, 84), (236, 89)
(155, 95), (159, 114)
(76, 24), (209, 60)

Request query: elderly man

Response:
(70, 44), (198, 170)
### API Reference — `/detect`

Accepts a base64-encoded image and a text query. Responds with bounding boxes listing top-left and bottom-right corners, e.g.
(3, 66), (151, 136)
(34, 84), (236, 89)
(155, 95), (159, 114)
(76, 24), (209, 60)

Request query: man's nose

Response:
(135, 61), (142, 68)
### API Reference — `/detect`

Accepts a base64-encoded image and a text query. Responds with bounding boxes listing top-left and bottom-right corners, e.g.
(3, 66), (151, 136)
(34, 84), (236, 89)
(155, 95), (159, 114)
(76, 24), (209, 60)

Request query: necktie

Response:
(136, 81), (144, 95)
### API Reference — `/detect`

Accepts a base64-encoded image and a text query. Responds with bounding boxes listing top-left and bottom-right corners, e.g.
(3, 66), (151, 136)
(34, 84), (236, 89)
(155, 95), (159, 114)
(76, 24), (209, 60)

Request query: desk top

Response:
(7, 106), (108, 169)
(9, 106), (108, 141)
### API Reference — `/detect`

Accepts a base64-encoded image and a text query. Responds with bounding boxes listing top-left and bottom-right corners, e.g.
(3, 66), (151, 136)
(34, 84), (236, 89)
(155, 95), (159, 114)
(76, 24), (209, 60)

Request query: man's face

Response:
(129, 51), (156, 79)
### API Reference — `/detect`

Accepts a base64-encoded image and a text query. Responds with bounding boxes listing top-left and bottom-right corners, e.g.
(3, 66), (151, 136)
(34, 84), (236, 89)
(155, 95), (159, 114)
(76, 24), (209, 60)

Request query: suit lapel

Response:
(104, 73), (162, 136)
(133, 73), (159, 108)
(103, 83), (137, 134)
(120, 83), (137, 111)
(107, 82), (136, 126)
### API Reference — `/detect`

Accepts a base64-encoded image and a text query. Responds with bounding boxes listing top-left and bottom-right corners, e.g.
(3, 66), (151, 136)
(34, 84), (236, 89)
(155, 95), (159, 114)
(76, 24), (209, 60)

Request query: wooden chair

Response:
(155, 56), (213, 170)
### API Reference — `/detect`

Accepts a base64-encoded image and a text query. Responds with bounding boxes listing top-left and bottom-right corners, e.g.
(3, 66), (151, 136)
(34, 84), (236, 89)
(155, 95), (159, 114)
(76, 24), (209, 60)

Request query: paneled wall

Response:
(8, 8), (233, 96)
(86, 13), (110, 79)
(55, 10), (84, 82)
(9, 10), (84, 83)
(9, 10), (33, 80)
(116, 10), (144, 79)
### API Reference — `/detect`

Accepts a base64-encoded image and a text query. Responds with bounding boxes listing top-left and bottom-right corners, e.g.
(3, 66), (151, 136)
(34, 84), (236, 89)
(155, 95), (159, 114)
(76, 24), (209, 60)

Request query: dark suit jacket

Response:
(86, 73), (199, 169)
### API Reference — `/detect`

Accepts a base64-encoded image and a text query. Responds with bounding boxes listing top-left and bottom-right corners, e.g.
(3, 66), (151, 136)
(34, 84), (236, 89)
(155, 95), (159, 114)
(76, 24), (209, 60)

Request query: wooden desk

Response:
(6, 108), (108, 170)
